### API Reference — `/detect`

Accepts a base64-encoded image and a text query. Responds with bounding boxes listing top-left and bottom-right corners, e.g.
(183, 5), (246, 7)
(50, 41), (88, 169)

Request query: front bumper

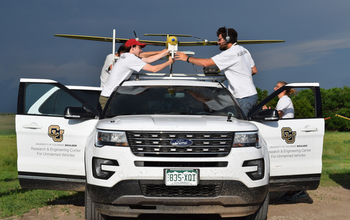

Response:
(87, 180), (268, 218)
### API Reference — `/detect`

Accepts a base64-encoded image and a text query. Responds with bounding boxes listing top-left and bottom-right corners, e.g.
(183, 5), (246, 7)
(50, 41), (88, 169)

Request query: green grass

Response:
(0, 136), (17, 171)
(321, 132), (350, 188)
(0, 115), (350, 218)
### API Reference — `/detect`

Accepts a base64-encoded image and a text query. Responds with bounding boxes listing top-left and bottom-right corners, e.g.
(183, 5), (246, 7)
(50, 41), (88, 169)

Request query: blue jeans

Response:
(236, 94), (258, 118)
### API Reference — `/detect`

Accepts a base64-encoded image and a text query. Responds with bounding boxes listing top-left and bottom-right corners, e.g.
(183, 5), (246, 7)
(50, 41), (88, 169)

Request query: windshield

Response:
(104, 86), (243, 119)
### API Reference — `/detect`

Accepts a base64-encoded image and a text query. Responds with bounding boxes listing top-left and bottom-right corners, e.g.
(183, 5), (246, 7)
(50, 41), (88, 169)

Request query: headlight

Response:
(233, 132), (259, 148)
(96, 130), (129, 147)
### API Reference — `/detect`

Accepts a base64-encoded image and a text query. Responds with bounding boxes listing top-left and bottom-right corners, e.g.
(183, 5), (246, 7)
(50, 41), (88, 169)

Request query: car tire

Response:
(85, 188), (109, 220)
(245, 193), (269, 220)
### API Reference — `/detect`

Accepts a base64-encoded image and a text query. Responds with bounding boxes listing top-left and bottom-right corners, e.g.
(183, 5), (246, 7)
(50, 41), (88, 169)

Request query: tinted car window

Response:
(25, 83), (89, 116)
(105, 86), (242, 119)
(72, 90), (101, 111)
(39, 89), (83, 115)
(25, 83), (54, 114)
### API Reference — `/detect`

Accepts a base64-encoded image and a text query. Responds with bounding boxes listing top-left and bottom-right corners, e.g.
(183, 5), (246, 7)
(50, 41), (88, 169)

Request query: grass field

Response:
(321, 132), (350, 187)
(0, 115), (349, 218)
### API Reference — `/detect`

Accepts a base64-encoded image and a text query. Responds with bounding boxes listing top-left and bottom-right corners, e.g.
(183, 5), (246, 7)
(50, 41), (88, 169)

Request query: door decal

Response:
(48, 125), (64, 142)
(281, 127), (296, 144)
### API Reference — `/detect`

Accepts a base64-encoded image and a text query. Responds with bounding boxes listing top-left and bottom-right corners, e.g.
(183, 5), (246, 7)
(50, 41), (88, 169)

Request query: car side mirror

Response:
(64, 107), (97, 120)
(250, 109), (279, 121)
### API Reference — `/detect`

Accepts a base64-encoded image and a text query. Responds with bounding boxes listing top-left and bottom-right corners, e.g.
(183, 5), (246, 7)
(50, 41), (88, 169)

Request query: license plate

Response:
(165, 169), (199, 186)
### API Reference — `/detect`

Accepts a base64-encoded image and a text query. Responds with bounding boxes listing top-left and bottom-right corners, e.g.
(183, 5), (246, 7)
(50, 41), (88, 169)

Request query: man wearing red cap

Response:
(99, 39), (174, 109)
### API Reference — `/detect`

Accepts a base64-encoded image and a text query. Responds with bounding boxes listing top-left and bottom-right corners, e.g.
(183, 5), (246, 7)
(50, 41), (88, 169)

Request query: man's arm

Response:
(142, 57), (174, 73)
(277, 110), (283, 119)
(252, 65), (257, 75)
(140, 51), (161, 58)
(141, 49), (169, 63)
(185, 90), (210, 103)
(175, 52), (215, 67)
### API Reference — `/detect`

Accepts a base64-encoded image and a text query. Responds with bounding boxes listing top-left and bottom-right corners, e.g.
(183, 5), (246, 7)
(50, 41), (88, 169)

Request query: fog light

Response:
(92, 157), (118, 180)
(243, 159), (265, 180)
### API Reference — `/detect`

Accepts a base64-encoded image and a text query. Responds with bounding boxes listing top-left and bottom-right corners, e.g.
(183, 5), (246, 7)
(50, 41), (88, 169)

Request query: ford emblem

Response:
(170, 138), (193, 147)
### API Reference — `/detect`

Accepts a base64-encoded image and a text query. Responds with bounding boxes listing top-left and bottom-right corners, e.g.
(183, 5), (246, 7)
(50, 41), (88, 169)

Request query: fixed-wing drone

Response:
(55, 30), (284, 74)
(55, 30), (284, 57)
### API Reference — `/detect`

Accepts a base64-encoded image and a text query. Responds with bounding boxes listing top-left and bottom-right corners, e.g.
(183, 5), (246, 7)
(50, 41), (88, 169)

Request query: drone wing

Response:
(54, 34), (284, 46)
(54, 34), (168, 45)
(237, 40), (285, 45)
(54, 34), (129, 43)
(178, 40), (285, 46)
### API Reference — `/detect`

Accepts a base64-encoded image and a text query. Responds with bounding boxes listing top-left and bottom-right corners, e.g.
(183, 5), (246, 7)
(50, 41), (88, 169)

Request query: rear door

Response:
(248, 83), (324, 191)
(16, 78), (100, 191)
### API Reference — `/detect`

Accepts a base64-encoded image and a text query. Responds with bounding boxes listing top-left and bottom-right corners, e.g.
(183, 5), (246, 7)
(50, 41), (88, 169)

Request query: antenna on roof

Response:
(133, 30), (139, 41)
(112, 29), (116, 55)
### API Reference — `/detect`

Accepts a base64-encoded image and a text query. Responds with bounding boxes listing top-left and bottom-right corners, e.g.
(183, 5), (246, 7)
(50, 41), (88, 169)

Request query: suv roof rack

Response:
(129, 73), (226, 82)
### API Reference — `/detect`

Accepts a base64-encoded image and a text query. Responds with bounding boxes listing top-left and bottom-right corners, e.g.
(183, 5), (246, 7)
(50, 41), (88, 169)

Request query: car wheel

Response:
(85, 188), (109, 220)
(245, 193), (269, 220)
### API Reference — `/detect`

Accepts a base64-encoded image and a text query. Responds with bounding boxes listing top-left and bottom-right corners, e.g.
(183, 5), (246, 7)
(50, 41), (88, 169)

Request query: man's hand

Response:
(168, 56), (175, 64)
(175, 51), (188, 61)
(161, 49), (170, 57)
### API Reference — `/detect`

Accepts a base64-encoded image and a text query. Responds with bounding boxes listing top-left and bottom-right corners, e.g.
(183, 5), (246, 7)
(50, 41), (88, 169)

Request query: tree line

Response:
(257, 86), (350, 131)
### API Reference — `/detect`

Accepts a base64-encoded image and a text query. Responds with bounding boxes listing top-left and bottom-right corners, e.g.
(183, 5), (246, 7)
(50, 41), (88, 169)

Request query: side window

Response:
(72, 90), (101, 111)
(25, 83), (83, 116)
(252, 86), (322, 120)
(291, 89), (316, 118)
(25, 83), (54, 113)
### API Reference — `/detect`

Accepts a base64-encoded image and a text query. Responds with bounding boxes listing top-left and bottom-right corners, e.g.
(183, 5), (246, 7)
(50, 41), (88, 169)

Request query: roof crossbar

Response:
(129, 73), (226, 82)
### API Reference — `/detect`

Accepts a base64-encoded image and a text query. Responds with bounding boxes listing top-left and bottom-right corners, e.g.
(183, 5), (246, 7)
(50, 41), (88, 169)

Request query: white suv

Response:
(16, 75), (324, 220)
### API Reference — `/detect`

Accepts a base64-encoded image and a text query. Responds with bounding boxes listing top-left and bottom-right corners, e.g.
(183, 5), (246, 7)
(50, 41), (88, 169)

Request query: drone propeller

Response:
(192, 36), (217, 45)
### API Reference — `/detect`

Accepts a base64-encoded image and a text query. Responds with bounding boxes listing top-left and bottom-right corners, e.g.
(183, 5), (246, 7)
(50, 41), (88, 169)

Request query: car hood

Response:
(96, 115), (257, 132)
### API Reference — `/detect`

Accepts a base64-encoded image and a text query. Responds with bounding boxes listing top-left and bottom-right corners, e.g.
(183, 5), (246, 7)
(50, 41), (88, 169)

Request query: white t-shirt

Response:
(100, 54), (117, 88)
(211, 44), (257, 99)
(276, 95), (294, 118)
(100, 53), (146, 97)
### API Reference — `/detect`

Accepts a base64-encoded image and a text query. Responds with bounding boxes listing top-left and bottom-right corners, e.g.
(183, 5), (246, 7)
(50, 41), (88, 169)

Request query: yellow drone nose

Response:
(167, 36), (178, 46)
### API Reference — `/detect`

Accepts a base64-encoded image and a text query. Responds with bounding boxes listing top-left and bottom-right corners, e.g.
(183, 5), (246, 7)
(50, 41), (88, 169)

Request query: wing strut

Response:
(112, 29), (116, 67)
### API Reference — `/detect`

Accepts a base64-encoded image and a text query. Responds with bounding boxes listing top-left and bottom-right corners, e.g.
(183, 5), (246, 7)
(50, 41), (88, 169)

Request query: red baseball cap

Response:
(125, 39), (146, 48)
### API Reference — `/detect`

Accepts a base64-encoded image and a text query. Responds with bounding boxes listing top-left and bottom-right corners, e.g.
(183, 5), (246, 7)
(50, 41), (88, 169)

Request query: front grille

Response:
(127, 131), (234, 157)
(140, 183), (222, 197)
(134, 161), (228, 167)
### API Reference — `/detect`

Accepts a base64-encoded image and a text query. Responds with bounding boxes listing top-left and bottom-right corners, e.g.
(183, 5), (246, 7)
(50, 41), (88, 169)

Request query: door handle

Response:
(23, 123), (42, 129)
(301, 127), (318, 132)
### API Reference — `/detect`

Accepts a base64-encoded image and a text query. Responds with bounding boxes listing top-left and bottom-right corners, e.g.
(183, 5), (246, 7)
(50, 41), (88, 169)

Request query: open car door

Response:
(248, 83), (324, 191)
(16, 78), (101, 191)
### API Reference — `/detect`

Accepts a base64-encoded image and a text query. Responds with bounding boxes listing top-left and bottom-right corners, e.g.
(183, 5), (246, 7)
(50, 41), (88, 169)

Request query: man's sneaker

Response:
(278, 191), (307, 202)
